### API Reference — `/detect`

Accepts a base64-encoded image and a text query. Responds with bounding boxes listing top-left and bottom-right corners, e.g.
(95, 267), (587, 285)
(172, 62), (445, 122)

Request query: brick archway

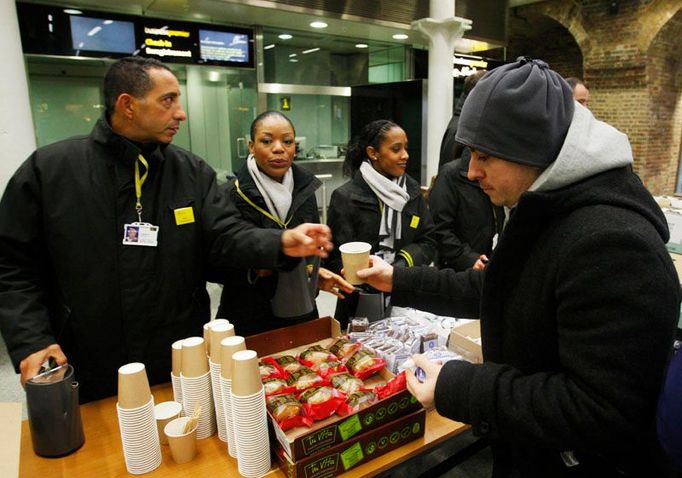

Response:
(645, 7), (682, 192)
(507, 9), (583, 79)
(509, 0), (682, 194)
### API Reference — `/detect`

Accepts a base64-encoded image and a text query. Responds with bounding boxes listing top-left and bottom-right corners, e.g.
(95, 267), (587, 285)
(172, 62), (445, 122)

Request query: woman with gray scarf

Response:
(215, 111), (353, 336)
(326, 119), (436, 328)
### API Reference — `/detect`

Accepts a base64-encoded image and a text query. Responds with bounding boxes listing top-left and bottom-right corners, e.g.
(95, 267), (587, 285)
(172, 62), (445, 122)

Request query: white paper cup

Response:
(154, 401), (183, 445)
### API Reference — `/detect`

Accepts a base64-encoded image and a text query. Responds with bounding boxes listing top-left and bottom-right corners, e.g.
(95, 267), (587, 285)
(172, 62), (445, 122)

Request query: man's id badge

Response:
(123, 222), (159, 247)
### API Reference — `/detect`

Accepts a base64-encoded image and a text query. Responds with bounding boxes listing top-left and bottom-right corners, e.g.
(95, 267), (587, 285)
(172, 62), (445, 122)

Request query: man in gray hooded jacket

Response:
(356, 57), (680, 477)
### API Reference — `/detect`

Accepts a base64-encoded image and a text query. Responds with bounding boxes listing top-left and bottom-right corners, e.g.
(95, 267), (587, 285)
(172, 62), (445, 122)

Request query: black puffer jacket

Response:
(0, 118), (285, 402)
(215, 162), (321, 336)
(429, 156), (504, 270)
(326, 171), (436, 274)
(392, 105), (681, 477)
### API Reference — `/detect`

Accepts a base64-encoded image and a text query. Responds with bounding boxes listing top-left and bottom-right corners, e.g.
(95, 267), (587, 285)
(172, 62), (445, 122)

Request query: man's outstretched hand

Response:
(282, 223), (333, 258)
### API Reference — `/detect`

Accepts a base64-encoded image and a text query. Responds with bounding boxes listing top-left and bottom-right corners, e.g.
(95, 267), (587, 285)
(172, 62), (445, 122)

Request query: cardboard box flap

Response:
(245, 316), (341, 357)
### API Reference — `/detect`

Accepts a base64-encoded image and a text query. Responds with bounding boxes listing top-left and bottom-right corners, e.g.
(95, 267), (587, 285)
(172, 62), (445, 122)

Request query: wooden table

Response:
(19, 383), (469, 477)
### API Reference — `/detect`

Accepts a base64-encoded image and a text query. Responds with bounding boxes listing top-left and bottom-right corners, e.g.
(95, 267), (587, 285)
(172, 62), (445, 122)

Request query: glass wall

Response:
(259, 29), (409, 212)
(25, 57), (257, 179)
(23, 26), (410, 187)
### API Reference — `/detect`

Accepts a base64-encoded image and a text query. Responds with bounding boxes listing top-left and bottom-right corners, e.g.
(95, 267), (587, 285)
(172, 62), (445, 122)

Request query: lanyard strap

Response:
(234, 179), (292, 229)
(134, 154), (149, 222)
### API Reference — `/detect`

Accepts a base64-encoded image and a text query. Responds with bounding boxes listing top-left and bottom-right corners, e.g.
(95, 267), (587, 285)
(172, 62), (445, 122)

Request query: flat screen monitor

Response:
(199, 29), (250, 64)
(70, 16), (135, 54)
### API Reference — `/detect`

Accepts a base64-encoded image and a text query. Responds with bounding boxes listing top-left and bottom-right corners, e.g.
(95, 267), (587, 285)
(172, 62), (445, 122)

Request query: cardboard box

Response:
(447, 321), (483, 363)
(274, 408), (426, 478)
(245, 317), (422, 461)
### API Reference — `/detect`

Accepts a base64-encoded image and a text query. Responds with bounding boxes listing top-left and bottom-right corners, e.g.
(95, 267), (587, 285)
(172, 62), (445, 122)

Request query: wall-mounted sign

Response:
(17, 3), (254, 68)
(280, 96), (291, 111)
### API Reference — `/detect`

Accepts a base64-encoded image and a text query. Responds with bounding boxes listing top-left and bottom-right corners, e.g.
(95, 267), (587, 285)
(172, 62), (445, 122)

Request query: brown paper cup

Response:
(171, 340), (183, 377)
(202, 323), (211, 353)
(155, 401), (183, 445)
(181, 337), (209, 378)
(220, 336), (245, 380)
(339, 241), (371, 285)
(231, 350), (262, 396)
(209, 323), (235, 364)
(117, 362), (151, 409)
(164, 417), (198, 464)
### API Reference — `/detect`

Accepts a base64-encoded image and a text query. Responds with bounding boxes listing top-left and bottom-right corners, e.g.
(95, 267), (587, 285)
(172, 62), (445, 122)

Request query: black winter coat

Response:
(438, 93), (467, 170)
(392, 167), (680, 477)
(0, 118), (286, 403)
(215, 163), (321, 336)
(429, 156), (504, 270)
(326, 171), (436, 274)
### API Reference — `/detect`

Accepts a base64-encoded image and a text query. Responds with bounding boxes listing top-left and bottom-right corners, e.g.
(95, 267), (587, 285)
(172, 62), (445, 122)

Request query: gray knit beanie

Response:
(455, 57), (574, 168)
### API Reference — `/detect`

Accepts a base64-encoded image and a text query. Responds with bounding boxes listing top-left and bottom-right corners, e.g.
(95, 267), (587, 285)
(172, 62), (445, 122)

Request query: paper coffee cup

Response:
(155, 401), (183, 445)
(203, 319), (229, 353)
(220, 336), (245, 380)
(209, 323), (235, 364)
(171, 340), (183, 377)
(339, 241), (371, 285)
(231, 350), (262, 396)
(165, 417), (198, 464)
(202, 323), (211, 353)
(117, 362), (151, 409)
(181, 337), (209, 378)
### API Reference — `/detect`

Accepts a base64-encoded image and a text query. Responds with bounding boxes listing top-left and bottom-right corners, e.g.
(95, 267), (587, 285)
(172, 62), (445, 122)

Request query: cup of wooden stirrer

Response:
(164, 407), (200, 464)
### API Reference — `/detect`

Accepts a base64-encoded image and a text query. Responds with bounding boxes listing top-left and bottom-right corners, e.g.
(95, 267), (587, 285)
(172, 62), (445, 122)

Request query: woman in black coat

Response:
(326, 119), (436, 327)
(216, 111), (352, 336)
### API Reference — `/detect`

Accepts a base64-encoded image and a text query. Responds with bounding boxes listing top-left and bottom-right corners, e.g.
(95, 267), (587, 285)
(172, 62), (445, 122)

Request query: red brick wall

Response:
(509, 0), (682, 195)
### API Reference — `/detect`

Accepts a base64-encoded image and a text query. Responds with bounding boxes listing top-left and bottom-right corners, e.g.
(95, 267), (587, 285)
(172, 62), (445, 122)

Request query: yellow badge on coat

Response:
(410, 215), (420, 229)
(174, 207), (195, 225)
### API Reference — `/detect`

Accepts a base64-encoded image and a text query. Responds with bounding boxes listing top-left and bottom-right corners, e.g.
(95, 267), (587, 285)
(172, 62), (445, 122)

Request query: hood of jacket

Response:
(521, 103), (668, 241)
(530, 103), (632, 193)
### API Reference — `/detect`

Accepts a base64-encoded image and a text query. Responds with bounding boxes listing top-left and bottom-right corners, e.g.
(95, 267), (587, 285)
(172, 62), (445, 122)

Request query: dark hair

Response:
(564, 77), (587, 91)
(250, 111), (296, 141)
(103, 57), (172, 117)
(343, 119), (400, 177)
(463, 70), (487, 95)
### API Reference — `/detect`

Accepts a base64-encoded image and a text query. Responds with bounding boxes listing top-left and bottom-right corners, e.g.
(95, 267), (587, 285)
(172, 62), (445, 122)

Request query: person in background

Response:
(438, 70), (486, 171)
(326, 119), (436, 327)
(430, 153), (504, 272)
(215, 111), (353, 336)
(565, 76), (590, 107)
(433, 70), (501, 271)
(356, 58), (680, 477)
(0, 57), (332, 403)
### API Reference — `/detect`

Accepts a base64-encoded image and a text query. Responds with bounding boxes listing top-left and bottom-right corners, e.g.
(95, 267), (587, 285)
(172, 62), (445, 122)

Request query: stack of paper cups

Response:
(231, 350), (270, 477)
(208, 321), (235, 442)
(180, 337), (216, 439)
(171, 340), (183, 406)
(203, 318), (229, 355)
(116, 363), (162, 474)
(220, 336), (246, 458)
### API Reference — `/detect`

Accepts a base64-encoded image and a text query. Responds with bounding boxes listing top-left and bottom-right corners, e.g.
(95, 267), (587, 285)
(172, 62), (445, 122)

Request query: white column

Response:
(0, 0), (36, 194)
(412, 0), (471, 184)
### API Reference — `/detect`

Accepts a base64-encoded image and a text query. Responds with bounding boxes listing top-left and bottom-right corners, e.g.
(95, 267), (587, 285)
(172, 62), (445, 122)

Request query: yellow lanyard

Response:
(235, 179), (292, 229)
(134, 154), (149, 222)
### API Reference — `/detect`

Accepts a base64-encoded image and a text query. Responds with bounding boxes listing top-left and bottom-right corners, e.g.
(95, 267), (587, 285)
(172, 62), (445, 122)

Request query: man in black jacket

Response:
(430, 154), (504, 271)
(357, 58), (680, 477)
(438, 70), (485, 171)
(0, 57), (331, 402)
